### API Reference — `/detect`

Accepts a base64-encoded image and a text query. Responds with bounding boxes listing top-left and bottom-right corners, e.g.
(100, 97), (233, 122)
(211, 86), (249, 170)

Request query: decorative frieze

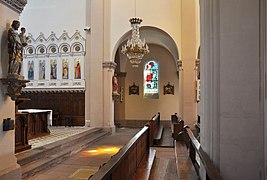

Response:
(0, 0), (27, 13)
(22, 30), (86, 90)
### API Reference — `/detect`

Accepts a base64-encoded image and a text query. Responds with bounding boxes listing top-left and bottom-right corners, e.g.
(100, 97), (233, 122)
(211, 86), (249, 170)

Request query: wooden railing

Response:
(89, 126), (150, 180)
(185, 128), (223, 180)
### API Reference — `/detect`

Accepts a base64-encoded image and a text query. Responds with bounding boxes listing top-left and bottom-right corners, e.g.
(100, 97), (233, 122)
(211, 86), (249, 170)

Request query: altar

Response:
(18, 109), (53, 126)
(17, 109), (52, 140)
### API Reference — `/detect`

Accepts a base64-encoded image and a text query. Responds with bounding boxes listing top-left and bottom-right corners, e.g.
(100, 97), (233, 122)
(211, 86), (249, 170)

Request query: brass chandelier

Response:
(121, 1), (149, 67)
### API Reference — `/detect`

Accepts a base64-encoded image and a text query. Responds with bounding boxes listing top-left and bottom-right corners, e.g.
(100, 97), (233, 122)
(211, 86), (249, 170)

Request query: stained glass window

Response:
(144, 60), (159, 99)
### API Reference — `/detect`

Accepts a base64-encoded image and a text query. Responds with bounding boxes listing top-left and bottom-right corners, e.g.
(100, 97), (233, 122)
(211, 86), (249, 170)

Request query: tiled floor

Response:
(26, 127), (140, 180)
(29, 126), (93, 149)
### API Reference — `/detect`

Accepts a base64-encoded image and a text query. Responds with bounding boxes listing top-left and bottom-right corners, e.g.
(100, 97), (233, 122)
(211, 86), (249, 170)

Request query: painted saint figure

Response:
(39, 60), (45, 80)
(28, 61), (34, 80)
(62, 60), (69, 79)
(7, 20), (24, 76)
(50, 60), (57, 79)
(74, 59), (81, 79)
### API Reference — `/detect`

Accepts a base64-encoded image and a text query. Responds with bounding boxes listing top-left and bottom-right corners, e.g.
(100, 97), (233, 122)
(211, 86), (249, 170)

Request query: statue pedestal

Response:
(1, 76), (29, 101)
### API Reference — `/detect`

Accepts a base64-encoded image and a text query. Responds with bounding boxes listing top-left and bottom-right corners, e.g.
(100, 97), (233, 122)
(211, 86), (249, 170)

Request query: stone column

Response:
(0, 1), (27, 179)
(86, 0), (113, 127)
(200, 0), (265, 179)
(102, 61), (116, 129)
(181, 0), (199, 128)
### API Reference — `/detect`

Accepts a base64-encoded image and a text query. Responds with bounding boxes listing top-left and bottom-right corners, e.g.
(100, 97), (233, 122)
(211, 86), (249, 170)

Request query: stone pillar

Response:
(86, 0), (113, 127)
(102, 61), (116, 129)
(200, 0), (265, 179)
(0, 1), (27, 179)
(181, 0), (199, 128)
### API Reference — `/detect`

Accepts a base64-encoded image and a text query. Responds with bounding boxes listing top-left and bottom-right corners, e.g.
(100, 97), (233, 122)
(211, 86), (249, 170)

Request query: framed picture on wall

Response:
(163, 82), (174, 95)
(129, 82), (139, 95)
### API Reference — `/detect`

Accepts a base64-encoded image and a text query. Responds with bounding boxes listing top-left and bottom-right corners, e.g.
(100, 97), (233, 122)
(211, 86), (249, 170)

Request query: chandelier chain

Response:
(121, 0), (149, 68)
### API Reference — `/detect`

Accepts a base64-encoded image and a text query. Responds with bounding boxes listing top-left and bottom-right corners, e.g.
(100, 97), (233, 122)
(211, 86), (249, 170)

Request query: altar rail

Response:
(185, 128), (223, 180)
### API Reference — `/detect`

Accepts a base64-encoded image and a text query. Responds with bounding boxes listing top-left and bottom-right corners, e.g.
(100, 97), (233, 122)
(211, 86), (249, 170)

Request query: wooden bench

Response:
(170, 113), (184, 140)
(132, 148), (156, 180)
(147, 112), (164, 146)
(184, 127), (223, 180)
(175, 141), (199, 179)
(89, 126), (151, 180)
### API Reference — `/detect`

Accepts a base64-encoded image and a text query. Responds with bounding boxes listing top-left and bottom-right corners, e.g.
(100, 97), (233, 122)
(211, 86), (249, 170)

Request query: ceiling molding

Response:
(0, 0), (27, 13)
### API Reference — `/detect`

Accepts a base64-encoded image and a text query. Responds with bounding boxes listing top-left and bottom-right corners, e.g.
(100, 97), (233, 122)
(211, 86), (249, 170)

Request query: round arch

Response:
(112, 26), (180, 72)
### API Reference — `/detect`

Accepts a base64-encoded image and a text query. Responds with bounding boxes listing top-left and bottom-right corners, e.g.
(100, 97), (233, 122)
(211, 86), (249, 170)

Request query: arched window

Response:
(144, 60), (159, 99)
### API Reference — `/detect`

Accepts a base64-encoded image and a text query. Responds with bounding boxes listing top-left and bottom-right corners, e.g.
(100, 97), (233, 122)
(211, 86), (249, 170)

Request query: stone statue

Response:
(19, 27), (28, 47)
(112, 75), (119, 95)
(7, 20), (24, 77)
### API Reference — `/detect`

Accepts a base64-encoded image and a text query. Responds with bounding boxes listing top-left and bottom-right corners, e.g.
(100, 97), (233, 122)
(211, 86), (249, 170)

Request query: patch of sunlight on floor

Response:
(83, 146), (121, 156)
(69, 168), (98, 180)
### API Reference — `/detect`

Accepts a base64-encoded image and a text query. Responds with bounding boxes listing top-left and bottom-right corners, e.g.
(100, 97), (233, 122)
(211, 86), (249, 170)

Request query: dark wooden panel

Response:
(27, 112), (50, 139)
(19, 92), (85, 126)
(15, 113), (31, 153)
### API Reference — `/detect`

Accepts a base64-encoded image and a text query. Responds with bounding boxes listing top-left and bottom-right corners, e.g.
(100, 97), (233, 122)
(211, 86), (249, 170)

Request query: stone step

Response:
(16, 128), (110, 179)
(17, 128), (105, 166)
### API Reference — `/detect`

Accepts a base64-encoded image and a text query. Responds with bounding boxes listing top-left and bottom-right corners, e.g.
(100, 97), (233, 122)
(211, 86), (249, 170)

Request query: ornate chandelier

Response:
(121, 17), (149, 67)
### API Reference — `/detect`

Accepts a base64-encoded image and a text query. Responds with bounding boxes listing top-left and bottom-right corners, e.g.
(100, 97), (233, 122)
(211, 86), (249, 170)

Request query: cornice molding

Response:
(0, 0), (27, 13)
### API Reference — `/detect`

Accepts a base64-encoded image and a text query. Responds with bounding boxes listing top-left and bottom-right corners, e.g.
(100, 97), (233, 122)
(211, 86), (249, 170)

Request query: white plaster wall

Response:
(111, 0), (182, 59)
(19, 0), (86, 38)
(125, 45), (180, 121)
(0, 3), (21, 179)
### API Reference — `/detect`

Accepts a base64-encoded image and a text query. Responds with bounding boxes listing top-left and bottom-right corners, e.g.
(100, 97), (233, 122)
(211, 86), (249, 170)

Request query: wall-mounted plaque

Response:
(163, 82), (174, 95)
(129, 82), (139, 95)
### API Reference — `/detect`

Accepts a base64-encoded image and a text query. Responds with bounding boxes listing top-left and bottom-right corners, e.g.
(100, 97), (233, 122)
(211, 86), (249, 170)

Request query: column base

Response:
(0, 164), (21, 180)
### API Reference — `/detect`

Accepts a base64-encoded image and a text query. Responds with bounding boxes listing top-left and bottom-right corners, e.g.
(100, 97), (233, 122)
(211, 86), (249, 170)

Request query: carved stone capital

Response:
(102, 61), (117, 70)
(0, 0), (27, 13)
(1, 77), (29, 101)
(177, 60), (183, 71)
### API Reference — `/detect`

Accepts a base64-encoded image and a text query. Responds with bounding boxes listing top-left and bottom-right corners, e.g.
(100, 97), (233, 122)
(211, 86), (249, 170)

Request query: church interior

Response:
(0, 0), (267, 180)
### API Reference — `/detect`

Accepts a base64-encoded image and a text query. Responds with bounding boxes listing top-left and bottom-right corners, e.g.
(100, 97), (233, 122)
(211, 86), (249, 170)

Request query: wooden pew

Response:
(132, 148), (156, 180)
(89, 112), (166, 180)
(170, 113), (184, 140)
(184, 127), (223, 180)
(89, 126), (154, 180)
(152, 112), (164, 145)
(175, 141), (199, 179)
